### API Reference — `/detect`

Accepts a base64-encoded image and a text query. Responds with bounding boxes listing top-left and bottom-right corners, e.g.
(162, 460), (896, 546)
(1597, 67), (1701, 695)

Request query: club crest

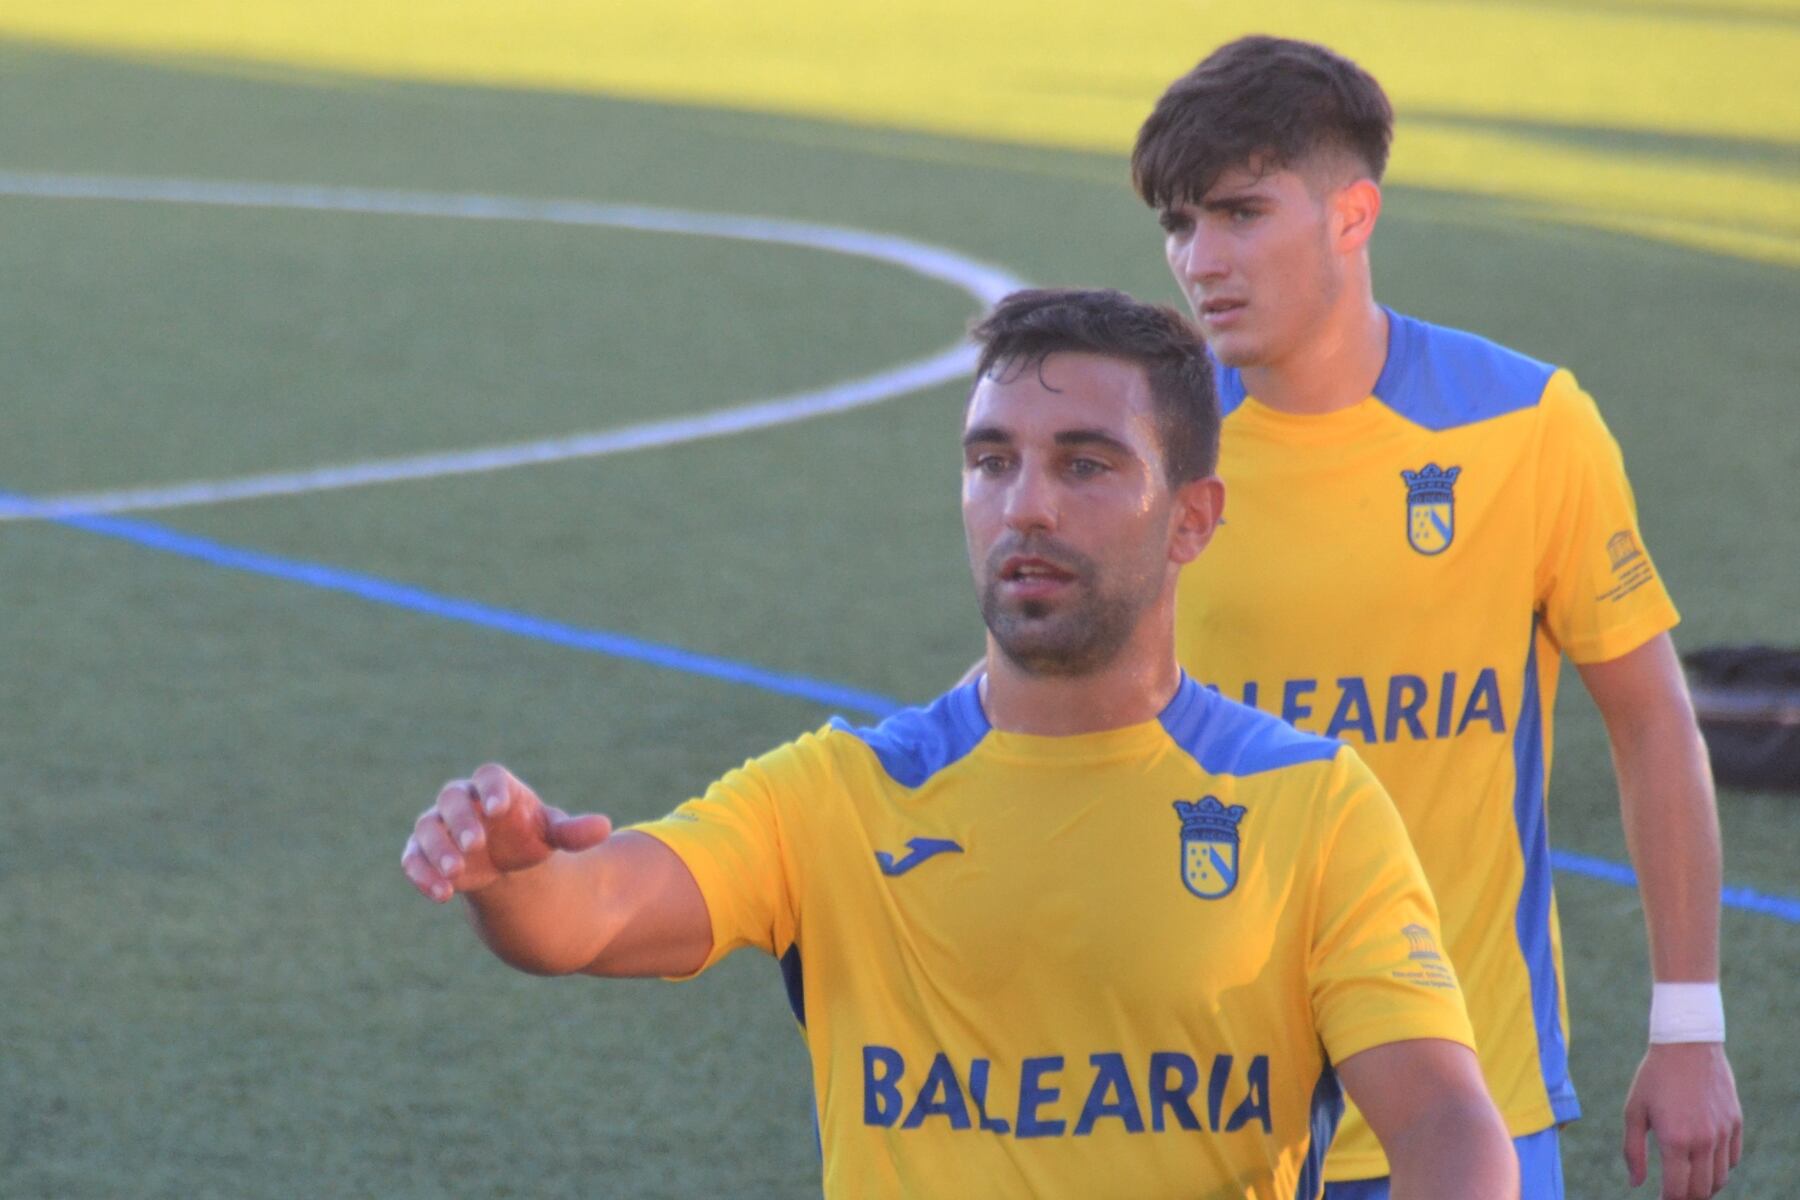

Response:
(1401, 464), (1461, 556)
(1173, 797), (1246, 900)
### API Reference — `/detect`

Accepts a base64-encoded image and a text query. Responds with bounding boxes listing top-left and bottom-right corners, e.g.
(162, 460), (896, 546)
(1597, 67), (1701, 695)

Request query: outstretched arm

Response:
(1578, 633), (1742, 1197)
(401, 763), (713, 978)
(1336, 1039), (1517, 1200)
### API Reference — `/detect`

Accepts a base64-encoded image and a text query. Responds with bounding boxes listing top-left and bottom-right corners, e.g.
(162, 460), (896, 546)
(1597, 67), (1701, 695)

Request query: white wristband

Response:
(1649, 982), (1726, 1044)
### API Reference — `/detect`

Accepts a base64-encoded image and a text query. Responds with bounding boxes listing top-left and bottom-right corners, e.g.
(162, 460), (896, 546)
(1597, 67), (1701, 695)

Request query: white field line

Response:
(0, 172), (1029, 521)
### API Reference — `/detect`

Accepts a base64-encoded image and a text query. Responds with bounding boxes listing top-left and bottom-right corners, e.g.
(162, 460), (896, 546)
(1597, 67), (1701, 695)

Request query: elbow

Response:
(477, 930), (597, 977)
(1468, 1108), (1520, 1199)
(1384, 1098), (1518, 1199)
(492, 950), (589, 977)
(465, 903), (613, 977)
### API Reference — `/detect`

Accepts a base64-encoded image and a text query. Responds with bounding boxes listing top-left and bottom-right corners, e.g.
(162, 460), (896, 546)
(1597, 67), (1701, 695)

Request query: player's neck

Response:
(1239, 298), (1388, 416)
(979, 627), (1183, 737)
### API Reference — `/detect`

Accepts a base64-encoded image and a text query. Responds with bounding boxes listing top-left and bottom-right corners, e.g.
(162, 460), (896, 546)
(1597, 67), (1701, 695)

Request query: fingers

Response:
(1656, 1136), (1697, 1200)
(1652, 1123), (1738, 1200)
(437, 780), (485, 854)
(1622, 1044), (1743, 1199)
(401, 834), (453, 903)
(1648, 1129), (1692, 1194)
(546, 808), (614, 852)
(404, 765), (613, 901)
(417, 798), (463, 876)
(1624, 1100), (1650, 1188)
(400, 774), (509, 903)
(471, 762), (521, 818)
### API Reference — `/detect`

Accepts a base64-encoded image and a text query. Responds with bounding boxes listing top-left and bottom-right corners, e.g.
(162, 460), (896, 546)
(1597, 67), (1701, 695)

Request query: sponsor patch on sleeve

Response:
(1594, 529), (1657, 604)
(1391, 923), (1459, 990)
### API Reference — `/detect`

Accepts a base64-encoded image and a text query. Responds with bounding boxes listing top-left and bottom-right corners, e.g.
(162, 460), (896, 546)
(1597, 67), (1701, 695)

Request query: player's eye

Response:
(969, 452), (1011, 475)
(1159, 210), (1193, 234)
(1068, 457), (1109, 478)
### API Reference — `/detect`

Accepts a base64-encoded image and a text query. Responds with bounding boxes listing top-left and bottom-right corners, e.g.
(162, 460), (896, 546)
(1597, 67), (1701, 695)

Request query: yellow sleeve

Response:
(629, 731), (828, 976)
(1308, 748), (1477, 1066)
(1533, 371), (1680, 663)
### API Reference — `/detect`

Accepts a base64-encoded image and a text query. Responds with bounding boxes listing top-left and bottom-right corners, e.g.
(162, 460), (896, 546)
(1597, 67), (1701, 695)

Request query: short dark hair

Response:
(968, 288), (1218, 483)
(1131, 35), (1393, 211)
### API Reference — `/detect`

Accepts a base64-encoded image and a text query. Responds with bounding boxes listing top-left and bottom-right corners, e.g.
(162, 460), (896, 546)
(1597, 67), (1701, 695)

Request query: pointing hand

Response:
(401, 763), (614, 902)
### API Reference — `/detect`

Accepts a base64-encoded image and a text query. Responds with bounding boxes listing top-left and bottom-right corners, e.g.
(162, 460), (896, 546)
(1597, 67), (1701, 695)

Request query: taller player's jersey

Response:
(634, 675), (1475, 1199)
(1176, 309), (1679, 1181)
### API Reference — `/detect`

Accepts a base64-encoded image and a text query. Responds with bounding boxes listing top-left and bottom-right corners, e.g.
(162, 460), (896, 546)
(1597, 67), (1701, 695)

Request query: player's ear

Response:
(1169, 475), (1225, 565)
(1332, 178), (1381, 254)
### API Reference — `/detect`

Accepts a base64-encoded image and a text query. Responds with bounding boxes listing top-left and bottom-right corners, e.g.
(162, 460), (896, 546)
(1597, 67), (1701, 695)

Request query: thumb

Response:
(475, 768), (558, 872)
(545, 808), (614, 852)
(1623, 1092), (1650, 1187)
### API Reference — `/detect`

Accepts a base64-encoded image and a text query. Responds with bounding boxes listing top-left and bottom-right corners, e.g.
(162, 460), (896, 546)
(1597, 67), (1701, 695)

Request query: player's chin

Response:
(995, 640), (1078, 676)
(988, 612), (1100, 670)
(1199, 330), (1262, 368)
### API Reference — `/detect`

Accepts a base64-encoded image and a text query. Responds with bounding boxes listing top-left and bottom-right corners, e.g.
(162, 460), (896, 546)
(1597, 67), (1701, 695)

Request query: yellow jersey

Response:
(636, 675), (1474, 1198)
(1176, 310), (1679, 1180)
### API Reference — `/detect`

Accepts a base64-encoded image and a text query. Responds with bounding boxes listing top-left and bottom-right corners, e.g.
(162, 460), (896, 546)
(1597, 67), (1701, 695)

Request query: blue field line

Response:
(1551, 849), (1800, 923)
(44, 506), (908, 720)
(18, 501), (1799, 925)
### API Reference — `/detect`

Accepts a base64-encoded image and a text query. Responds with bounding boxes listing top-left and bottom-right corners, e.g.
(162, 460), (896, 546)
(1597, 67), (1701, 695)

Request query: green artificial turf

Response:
(2, 43), (1795, 1198)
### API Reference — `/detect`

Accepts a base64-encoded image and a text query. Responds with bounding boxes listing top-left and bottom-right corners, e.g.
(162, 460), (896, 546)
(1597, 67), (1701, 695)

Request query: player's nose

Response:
(1172, 227), (1228, 285)
(1002, 464), (1059, 533)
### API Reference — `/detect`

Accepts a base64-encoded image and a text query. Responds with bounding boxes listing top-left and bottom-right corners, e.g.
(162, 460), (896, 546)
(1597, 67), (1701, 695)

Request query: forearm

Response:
(464, 842), (615, 975)
(1339, 1041), (1517, 1199)
(1609, 708), (1722, 980)
(1385, 1097), (1518, 1200)
(407, 768), (714, 978)
(1580, 636), (1725, 982)
(464, 830), (712, 978)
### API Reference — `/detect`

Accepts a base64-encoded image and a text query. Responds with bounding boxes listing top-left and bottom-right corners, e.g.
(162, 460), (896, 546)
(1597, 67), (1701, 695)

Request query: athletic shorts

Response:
(1322, 1126), (1563, 1200)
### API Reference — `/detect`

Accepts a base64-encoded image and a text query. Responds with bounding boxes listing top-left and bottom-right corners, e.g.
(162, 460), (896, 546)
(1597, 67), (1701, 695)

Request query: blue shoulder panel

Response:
(828, 681), (990, 788)
(1212, 357), (1247, 417)
(1372, 309), (1556, 432)
(1159, 675), (1339, 777)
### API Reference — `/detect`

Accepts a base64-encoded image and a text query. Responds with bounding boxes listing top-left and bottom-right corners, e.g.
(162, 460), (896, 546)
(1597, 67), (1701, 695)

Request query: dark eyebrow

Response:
(1200, 190), (1269, 212)
(1054, 429), (1137, 458)
(963, 427), (1140, 461)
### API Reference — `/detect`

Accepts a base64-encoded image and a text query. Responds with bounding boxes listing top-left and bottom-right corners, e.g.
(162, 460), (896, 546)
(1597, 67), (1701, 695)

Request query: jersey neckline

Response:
(971, 673), (1208, 764)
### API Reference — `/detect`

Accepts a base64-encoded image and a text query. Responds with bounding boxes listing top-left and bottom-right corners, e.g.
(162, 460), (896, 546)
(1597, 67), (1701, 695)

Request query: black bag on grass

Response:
(1683, 645), (1800, 792)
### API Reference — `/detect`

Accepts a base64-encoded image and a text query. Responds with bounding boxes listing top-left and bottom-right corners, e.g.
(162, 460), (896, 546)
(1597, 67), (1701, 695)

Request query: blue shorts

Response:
(1322, 1126), (1563, 1200)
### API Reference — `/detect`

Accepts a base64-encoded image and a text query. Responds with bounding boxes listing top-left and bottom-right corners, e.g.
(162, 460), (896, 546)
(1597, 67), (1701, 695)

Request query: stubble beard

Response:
(978, 540), (1162, 678)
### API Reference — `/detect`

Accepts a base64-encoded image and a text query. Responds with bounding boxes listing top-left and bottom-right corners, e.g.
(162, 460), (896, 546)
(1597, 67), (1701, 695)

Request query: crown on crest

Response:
(1400, 463), (1461, 502)
(1173, 796), (1247, 840)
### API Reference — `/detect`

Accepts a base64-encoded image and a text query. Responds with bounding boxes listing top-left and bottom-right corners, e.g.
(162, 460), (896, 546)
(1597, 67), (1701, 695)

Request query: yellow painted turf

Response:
(2, 0), (1796, 264)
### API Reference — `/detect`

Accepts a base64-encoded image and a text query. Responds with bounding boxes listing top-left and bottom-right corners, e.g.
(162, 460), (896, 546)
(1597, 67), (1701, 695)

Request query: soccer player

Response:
(1129, 35), (1743, 1200)
(402, 289), (1517, 1198)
